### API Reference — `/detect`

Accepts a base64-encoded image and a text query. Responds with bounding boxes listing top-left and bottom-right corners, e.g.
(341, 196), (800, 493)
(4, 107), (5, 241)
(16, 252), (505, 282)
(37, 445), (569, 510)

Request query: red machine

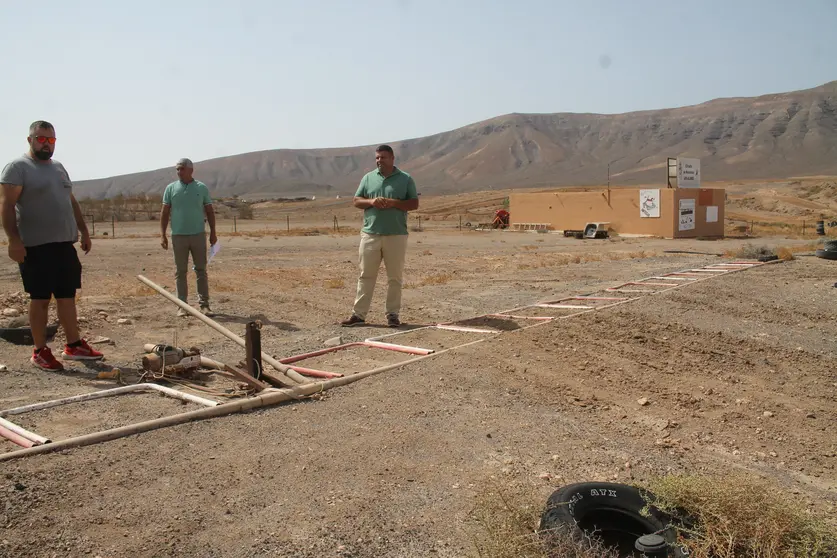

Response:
(492, 209), (510, 229)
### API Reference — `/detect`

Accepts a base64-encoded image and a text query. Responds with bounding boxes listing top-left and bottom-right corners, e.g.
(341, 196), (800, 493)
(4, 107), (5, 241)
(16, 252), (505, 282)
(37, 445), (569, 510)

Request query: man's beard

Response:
(33, 150), (52, 161)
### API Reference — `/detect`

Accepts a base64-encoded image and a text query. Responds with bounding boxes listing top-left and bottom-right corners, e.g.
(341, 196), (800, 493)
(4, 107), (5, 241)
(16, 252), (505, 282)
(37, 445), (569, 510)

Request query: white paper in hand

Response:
(208, 241), (221, 264)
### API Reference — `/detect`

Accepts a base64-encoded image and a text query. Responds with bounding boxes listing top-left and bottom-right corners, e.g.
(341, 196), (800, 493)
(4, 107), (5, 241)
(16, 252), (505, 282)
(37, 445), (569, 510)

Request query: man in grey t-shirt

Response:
(1, 120), (104, 371)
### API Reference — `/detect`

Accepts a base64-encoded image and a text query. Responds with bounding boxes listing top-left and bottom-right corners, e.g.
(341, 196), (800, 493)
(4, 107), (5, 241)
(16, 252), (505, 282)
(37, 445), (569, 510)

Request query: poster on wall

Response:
(706, 206), (718, 223)
(639, 189), (660, 218)
(679, 199), (696, 231)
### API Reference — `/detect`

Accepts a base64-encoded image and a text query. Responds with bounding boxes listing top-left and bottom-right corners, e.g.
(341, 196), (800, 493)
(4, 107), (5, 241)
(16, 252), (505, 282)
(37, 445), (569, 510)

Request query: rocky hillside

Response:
(75, 81), (837, 199)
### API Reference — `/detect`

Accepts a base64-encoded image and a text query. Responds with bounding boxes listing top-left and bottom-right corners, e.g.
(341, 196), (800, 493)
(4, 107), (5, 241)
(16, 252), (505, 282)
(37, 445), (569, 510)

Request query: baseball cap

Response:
(176, 158), (194, 168)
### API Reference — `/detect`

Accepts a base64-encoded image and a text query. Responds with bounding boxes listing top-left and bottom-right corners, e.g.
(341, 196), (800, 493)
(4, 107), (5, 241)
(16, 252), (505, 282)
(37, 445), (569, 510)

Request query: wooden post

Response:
(286, 215), (290, 232)
(802, 220), (805, 237)
(459, 215), (462, 231)
(92, 215), (95, 236)
(233, 216), (237, 233)
(245, 321), (262, 380)
(111, 215), (115, 238)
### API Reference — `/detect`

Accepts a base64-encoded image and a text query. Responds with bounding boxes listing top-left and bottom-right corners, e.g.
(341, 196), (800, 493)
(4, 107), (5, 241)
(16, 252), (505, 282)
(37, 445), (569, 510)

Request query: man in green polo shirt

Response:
(160, 158), (217, 317)
(341, 145), (419, 328)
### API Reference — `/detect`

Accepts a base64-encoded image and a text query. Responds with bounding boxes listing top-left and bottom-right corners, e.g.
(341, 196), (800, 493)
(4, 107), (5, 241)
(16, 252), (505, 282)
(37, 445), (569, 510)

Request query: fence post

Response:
(459, 215), (462, 231)
(286, 215), (289, 232)
(112, 215), (115, 238)
(91, 215), (95, 236)
(802, 220), (805, 237)
(233, 216), (237, 233)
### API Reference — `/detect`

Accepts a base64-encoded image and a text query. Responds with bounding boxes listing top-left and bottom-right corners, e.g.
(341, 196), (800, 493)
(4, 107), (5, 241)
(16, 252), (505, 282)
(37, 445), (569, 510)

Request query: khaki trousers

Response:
(172, 233), (209, 306)
(352, 232), (408, 320)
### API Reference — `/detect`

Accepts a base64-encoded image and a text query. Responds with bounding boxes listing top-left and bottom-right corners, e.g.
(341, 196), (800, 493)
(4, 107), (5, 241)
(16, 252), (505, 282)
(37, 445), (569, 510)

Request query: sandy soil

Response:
(0, 221), (835, 557)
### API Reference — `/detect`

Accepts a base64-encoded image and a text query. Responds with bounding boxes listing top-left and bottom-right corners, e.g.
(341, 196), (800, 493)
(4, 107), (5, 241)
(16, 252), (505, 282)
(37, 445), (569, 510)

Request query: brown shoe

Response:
(340, 315), (366, 327)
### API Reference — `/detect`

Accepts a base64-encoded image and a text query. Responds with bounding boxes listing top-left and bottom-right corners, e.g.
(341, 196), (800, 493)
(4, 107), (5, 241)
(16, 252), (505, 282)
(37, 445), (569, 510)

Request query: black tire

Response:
(757, 254), (779, 262)
(539, 482), (687, 557)
(815, 249), (837, 260)
(824, 240), (837, 252)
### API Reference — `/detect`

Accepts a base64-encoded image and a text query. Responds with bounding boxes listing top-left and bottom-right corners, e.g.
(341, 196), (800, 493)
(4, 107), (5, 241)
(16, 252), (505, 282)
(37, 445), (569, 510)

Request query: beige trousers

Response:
(172, 233), (209, 306)
(352, 232), (409, 320)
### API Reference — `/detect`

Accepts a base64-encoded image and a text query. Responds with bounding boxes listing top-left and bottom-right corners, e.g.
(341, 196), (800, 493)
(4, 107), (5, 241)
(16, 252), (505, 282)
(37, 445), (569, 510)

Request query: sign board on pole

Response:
(679, 199), (696, 231)
(677, 158), (701, 188)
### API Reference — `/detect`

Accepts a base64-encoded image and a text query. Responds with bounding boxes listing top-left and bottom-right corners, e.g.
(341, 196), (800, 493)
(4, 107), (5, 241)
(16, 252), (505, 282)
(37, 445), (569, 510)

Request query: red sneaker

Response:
(62, 339), (104, 361)
(31, 347), (65, 371)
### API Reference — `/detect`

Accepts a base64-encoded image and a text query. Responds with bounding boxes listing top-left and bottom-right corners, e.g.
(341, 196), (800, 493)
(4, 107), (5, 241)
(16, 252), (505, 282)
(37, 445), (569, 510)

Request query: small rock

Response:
(637, 397), (650, 406)
(2, 308), (20, 317)
(116, 318), (132, 325)
(806, 413), (816, 419)
(770, 451), (778, 457)
(0, 365), (7, 372)
(89, 336), (112, 345)
(77, 316), (87, 323)
(763, 411), (775, 418)
(324, 336), (342, 347)
(538, 472), (551, 480)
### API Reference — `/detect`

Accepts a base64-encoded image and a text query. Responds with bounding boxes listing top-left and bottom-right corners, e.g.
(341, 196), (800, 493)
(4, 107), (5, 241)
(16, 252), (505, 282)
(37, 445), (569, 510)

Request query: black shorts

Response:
(18, 242), (82, 300)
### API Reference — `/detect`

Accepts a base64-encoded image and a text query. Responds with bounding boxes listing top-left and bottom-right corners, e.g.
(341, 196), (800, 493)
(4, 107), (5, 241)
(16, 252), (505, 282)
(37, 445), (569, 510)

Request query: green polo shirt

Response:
(163, 179), (212, 236)
(355, 167), (418, 235)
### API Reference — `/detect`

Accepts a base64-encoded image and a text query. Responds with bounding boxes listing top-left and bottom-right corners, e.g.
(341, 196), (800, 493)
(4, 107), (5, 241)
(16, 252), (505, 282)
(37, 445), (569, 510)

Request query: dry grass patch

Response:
(644, 474), (837, 558)
(467, 484), (620, 558)
(467, 475), (837, 558)
(727, 243), (775, 259)
(419, 273), (453, 286)
(323, 278), (345, 289)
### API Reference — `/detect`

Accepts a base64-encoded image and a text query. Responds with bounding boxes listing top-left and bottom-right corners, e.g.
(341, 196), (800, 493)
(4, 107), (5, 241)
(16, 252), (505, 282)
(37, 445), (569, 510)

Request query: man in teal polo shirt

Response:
(160, 158), (217, 317)
(341, 145), (419, 328)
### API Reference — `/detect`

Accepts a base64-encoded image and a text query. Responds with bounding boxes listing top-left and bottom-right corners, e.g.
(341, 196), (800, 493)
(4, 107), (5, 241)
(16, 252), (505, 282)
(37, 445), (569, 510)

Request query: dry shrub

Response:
(420, 273), (453, 286)
(324, 278), (345, 289)
(467, 485), (619, 558)
(643, 474), (837, 558)
(522, 245), (539, 251)
(775, 246), (795, 261)
(733, 243), (775, 259)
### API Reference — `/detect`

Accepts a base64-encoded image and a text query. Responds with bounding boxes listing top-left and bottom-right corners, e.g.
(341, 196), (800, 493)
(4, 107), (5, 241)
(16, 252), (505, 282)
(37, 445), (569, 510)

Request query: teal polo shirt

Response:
(163, 179), (212, 236)
(355, 167), (418, 235)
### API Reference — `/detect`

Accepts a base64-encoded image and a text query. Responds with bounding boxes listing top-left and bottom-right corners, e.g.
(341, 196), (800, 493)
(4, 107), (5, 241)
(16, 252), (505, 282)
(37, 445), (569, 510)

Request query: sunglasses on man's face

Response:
(32, 136), (56, 145)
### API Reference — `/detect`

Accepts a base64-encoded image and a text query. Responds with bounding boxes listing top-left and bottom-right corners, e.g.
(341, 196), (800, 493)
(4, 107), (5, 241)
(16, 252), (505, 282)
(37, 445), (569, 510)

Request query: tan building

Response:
(509, 187), (725, 238)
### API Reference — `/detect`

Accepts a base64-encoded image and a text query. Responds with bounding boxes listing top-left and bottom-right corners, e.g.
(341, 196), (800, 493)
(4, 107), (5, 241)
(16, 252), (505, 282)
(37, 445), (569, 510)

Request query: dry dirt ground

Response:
(0, 222), (835, 557)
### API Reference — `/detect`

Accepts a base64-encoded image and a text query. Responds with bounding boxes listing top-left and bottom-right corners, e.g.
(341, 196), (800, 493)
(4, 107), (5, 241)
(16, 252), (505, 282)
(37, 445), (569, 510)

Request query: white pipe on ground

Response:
(0, 416), (50, 445)
(0, 340), (488, 463)
(0, 383), (218, 418)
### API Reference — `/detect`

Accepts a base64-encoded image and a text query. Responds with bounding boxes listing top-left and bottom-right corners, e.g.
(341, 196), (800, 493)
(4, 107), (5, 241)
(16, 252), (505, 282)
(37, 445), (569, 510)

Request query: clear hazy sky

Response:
(2, 0), (835, 182)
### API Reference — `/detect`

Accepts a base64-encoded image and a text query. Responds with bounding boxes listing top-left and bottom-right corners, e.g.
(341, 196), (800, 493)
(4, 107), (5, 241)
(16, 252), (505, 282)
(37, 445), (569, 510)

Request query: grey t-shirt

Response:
(0, 154), (79, 247)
